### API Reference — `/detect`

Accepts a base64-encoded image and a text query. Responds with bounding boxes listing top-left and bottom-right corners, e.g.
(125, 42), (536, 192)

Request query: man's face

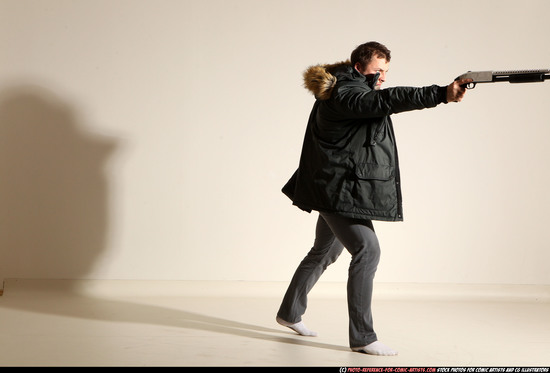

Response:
(356, 56), (389, 89)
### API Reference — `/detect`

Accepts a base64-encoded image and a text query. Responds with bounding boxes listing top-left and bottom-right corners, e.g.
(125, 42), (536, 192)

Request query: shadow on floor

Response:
(0, 281), (350, 353)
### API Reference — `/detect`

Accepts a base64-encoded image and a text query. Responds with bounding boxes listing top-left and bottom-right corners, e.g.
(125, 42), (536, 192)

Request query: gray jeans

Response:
(277, 212), (381, 348)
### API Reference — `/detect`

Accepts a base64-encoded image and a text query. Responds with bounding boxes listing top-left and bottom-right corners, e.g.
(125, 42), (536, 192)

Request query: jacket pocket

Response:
(351, 163), (397, 213)
(355, 163), (394, 181)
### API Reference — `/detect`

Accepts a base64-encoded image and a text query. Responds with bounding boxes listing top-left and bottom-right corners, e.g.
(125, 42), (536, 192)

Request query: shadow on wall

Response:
(0, 85), (118, 281)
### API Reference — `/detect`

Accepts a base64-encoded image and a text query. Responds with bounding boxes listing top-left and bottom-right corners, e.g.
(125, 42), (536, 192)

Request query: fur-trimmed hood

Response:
(303, 60), (352, 100)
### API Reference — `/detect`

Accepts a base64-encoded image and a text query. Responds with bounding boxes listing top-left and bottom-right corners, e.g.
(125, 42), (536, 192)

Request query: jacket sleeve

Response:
(324, 83), (448, 119)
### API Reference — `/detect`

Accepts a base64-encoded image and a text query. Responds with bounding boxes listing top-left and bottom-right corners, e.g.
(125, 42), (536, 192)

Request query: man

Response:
(276, 41), (471, 356)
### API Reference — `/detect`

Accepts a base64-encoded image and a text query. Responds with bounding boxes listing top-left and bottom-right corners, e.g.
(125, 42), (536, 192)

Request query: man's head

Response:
(351, 42), (391, 89)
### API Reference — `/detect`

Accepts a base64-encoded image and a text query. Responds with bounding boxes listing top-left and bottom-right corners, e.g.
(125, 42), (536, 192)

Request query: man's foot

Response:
(352, 341), (398, 356)
(276, 316), (317, 336)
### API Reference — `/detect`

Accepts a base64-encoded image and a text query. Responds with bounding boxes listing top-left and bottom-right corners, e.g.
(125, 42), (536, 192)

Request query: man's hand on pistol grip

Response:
(447, 78), (473, 102)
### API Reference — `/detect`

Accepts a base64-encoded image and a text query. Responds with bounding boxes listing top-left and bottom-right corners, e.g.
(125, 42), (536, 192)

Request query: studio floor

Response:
(0, 279), (548, 367)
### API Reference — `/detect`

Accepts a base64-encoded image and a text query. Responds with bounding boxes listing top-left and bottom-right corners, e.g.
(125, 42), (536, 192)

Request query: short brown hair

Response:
(350, 42), (391, 68)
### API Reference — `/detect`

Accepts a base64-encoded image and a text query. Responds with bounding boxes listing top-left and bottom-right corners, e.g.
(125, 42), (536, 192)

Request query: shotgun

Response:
(456, 69), (550, 89)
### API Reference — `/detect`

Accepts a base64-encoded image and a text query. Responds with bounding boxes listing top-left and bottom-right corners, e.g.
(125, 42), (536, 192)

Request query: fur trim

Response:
(303, 60), (350, 100)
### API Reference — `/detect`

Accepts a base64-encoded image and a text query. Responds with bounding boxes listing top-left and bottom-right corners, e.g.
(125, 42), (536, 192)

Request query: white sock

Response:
(352, 341), (398, 356)
(276, 316), (317, 337)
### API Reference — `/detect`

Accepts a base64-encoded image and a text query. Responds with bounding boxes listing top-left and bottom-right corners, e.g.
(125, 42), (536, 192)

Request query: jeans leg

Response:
(277, 214), (344, 323)
(320, 213), (381, 348)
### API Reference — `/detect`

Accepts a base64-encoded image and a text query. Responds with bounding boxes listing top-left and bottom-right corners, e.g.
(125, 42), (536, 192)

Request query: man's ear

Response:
(354, 62), (363, 74)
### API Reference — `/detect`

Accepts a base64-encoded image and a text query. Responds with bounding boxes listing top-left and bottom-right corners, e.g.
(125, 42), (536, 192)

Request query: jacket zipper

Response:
(388, 120), (403, 220)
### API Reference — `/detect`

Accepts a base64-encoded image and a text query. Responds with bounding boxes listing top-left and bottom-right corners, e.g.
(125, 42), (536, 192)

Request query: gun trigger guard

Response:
(466, 82), (476, 89)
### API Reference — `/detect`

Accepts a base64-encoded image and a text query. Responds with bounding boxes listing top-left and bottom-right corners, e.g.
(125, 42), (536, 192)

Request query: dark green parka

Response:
(282, 61), (448, 221)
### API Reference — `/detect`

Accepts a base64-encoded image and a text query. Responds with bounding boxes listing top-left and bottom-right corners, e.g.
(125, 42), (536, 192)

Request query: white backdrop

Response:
(0, 0), (549, 285)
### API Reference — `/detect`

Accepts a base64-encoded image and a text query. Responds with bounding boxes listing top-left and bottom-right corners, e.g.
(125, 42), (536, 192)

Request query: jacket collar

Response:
(303, 61), (377, 100)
